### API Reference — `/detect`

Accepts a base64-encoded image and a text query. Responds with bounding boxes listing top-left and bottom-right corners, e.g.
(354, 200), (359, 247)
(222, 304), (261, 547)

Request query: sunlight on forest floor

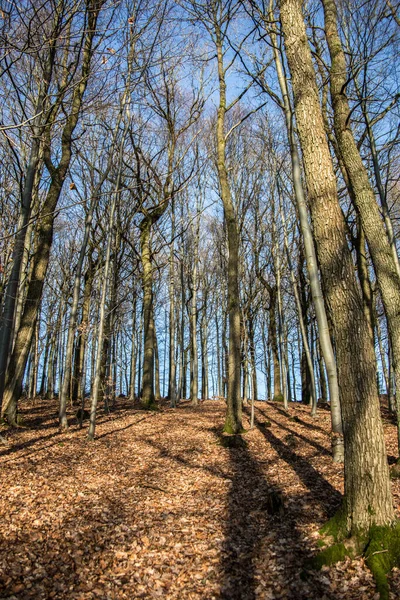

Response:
(1, 399), (399, 599)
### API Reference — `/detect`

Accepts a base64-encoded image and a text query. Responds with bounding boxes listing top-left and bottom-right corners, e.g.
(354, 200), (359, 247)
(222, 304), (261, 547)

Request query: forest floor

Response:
(0, 399), (399, 600)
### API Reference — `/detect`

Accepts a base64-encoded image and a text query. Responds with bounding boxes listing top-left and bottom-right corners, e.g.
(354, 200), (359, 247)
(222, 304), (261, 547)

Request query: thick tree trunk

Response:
(279, 0), (394, 532)
(0, 46), (54, 412)
(269, 15), (343, 457)
(322, 0), (400, 456)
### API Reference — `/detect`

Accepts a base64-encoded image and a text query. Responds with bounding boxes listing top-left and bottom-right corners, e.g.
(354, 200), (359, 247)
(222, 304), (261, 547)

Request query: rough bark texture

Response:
(322, 0), (400, 454)
(268, 12), (343, 457)
(279, 0), (394, 533)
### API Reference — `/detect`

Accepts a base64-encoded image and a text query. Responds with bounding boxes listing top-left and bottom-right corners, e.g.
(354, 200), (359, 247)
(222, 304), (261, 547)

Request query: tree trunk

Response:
(215, 25), (243, 434)
(279, 0), (394, 532)
(200, 313), (209, 400)
(248, 318), (258, 403)
(168, 202), (177, 407)
(269, 12), (343, 457)
(129, 297), (137, 402)
(72, 255), (95, 404)
(322, 0), (400, 456)
(153, 317), (161, 400)
(59, 200), (96, 427)
(140, 219), (155, 407)
(269, 286), (281, 400)
(190, 235), (198, 406)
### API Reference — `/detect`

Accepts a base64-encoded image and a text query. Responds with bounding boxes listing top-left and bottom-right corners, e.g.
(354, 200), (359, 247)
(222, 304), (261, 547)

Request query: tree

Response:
(278, 0), (394, 540)
(321, 0), (400, 457)
(1, 0), (106, 425)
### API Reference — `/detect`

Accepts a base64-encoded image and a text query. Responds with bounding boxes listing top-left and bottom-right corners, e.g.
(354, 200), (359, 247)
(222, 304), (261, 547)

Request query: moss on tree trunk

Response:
(308, 516), (400, 599)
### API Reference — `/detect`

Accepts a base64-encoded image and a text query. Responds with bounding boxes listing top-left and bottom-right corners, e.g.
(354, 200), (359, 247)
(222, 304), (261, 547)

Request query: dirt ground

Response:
(0, 398), (399, 599)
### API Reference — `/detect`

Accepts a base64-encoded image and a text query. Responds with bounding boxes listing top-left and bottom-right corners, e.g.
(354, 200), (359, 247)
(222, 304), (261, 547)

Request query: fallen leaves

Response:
(0, 399), (399, 599)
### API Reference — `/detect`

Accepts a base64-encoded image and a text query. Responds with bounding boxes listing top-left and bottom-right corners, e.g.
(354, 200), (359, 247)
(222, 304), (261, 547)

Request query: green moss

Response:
(141, 399), (159, 411)
(365, 522), (400, 600)
(319, 509), (348, 542)
(314, 516), (400, 599)
(305, 542), (348, 571)
(218, 434), (247, 449)
(273, 394), (284, 403)
(223, 423), (235, 434)
(223, 422), (245, 435)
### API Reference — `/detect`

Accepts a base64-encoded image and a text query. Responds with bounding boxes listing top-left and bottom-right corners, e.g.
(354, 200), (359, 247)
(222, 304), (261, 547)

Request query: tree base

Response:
(273, 394), (284, 403)
(223, 422), (245, 435)
(140, 399), (159, 411)
(308, 515), (400, 599)
(218, 432), (247, 449)
(365, 523), (400, 600)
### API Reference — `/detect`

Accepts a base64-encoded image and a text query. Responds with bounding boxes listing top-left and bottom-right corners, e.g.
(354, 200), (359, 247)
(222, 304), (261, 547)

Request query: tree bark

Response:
(268, 10), (343, 456)
(279, 0), (394, 532)
(215, 24), (243, 433)
(322, 0), (400, 456)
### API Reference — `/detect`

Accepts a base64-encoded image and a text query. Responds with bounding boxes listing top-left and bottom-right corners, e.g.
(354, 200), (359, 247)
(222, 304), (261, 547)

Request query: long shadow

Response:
(258, 413), (331, 457)
(0, 428), (62, 458)
(266, 403), (329, 434)
(96, 413), (157, 439)
(256, 419), (342, 511)
(215, 429), (342, 600)
(138, 436), (233, 481)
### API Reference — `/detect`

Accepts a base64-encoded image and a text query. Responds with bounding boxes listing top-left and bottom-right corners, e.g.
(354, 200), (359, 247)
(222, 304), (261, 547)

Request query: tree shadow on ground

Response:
(257, 412), (331, 456)
(215, 426), (343, 600)
(256, 418), (342, 510)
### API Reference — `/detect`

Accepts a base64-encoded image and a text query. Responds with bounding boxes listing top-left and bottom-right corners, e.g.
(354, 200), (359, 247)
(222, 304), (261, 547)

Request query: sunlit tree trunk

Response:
(140, 219), (155, 407)
(267, 5), (343, 457)
(279, 0), (394, 531)
(168, 201), (177, 407)
(322, 0), (400, 455)
(215, 24), (243, 433)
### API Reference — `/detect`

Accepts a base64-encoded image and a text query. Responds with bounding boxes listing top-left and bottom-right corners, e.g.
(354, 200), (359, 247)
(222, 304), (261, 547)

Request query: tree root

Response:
(306, 517), (400, 599)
